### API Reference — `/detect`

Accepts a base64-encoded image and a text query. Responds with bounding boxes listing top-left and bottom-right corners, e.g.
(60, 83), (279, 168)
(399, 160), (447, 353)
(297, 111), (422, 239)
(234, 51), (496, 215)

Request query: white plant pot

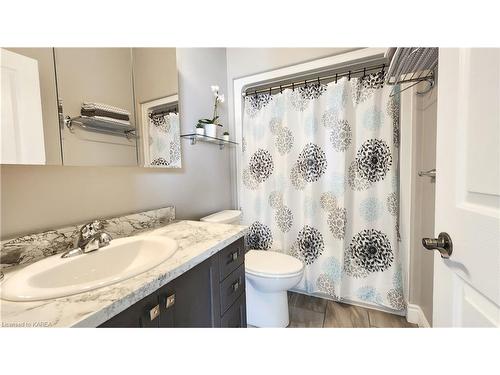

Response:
(204, 123), (217, 138)
(196, 128), (205, 136)
(223, 135), (229, 142)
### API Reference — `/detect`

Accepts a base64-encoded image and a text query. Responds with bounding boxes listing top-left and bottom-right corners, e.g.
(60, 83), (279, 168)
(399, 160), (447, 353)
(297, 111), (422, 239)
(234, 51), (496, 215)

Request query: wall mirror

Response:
(132, 48), (181, 168)
(0, 47), (181, 168)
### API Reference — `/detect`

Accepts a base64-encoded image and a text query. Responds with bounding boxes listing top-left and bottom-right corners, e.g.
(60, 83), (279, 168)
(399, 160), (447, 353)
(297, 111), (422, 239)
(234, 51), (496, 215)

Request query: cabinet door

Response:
(158, 256), (220, 327)
(219, 264), (245, 315)
(99, 292), (160, 328)
(220, 294), (247, 328)
(158, 279), (176, 327)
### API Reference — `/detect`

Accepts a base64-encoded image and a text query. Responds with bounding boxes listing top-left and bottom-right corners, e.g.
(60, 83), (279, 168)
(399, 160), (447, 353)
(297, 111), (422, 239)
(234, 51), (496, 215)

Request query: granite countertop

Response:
(0, 220), (247, 328)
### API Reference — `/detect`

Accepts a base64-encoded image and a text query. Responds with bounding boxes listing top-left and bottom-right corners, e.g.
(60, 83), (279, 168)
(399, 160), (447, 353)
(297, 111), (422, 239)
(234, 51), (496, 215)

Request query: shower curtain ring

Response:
(279, 85), (283, 94)
(335, 73), (338, 84)
(348, 71), (351, 81)
(292, 82), (295, 91)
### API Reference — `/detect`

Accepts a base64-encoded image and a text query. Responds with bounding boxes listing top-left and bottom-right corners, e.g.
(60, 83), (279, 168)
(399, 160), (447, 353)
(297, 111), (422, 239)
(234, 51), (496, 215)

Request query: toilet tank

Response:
(200, 210), (242, 224)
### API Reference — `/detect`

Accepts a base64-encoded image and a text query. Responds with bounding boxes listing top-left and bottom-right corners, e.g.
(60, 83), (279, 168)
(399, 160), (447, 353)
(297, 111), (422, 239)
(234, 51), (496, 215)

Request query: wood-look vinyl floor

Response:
(287, 291), (417, 328)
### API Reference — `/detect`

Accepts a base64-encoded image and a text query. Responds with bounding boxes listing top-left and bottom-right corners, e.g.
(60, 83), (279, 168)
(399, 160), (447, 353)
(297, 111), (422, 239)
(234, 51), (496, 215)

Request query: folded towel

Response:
(82, 102), (131, 117)
(81, 108), (129, 121)
(81, 115), (131, 127)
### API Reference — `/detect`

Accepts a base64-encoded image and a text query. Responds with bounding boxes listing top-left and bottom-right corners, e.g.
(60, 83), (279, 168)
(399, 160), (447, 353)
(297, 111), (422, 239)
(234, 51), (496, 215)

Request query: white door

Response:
(0, 48), (45, 164)
(432, 48), (500, 327)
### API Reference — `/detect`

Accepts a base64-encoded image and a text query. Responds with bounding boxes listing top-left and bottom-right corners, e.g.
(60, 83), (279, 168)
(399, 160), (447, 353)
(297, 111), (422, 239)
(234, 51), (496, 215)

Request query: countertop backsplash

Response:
(0, 206), (175, 269)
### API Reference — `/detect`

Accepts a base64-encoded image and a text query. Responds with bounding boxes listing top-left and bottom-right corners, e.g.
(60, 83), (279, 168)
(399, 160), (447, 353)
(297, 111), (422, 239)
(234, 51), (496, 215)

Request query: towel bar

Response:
(64, 116), (137, 140)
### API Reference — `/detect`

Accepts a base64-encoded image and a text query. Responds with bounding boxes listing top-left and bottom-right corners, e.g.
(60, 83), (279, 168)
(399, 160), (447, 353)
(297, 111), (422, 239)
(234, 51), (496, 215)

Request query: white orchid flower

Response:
(217, 94), (225, 103)
(211, 85), (219, 93)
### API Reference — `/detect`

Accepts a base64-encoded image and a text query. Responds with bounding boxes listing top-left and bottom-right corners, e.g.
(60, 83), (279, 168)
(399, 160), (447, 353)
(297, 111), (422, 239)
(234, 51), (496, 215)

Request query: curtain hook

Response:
(269, 87), (272, 96)
(304, 79), (307, 88)
(348, 71), (351, 81)
(335, 73), (338, 84)
(317, 77), (320, 86)
(254, 90), (258, 99)
(363, 67), (366, 78)
(292, 82), (295, 91)
(279, 85), (283, 94)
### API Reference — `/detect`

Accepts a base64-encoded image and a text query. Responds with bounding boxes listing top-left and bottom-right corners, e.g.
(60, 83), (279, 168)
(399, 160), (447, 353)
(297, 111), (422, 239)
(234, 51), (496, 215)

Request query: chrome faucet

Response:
(77, 220), (112, 251)
(61, 220), (112, 258)
(81, 231), (113, 252)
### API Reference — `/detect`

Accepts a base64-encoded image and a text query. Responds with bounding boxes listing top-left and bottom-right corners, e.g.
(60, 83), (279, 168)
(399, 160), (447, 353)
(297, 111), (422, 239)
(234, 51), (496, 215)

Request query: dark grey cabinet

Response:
(221, 294), (247, 328)
(99, 237), (246, 328)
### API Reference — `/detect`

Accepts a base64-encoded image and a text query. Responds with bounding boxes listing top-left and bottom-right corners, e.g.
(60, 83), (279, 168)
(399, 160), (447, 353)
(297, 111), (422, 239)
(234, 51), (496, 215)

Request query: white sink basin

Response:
(1, 236), (177, 302)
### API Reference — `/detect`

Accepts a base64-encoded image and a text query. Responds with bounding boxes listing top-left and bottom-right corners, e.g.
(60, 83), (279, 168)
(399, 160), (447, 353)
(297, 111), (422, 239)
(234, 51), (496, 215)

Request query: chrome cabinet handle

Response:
(165, 294), (176, 309)
(232, 280), (240, 292)
(149, 304), (160, 321)
(422, 232), (453, 259)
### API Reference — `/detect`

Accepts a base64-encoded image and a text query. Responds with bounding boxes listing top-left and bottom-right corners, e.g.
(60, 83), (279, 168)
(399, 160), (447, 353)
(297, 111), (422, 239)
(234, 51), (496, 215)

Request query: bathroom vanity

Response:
(100, 237), (246, 328)
(0, 210), (248, 328)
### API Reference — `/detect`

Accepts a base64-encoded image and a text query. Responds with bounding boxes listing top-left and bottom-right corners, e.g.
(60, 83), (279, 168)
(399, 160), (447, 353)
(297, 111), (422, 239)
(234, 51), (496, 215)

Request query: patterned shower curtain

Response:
(241, 74), (406, 312)
(148, 111), (181, 168)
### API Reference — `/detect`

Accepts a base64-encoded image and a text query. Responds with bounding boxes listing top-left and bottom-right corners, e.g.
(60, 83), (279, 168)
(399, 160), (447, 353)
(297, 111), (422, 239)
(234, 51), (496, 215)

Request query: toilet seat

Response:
(245, 250), (304, 279)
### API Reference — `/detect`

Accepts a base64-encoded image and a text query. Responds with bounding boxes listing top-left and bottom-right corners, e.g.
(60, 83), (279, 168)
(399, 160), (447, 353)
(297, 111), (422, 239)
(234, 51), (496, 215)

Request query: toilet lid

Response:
(245, 250), (304, 277)
(200, 210), (241, 224)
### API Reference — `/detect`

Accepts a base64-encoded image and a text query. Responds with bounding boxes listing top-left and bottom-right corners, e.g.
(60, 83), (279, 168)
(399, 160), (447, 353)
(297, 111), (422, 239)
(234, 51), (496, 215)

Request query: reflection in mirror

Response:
(132, 48), (181, 168)
(0, 48), (62, 165)
(55, 48), (138, 166)
(1, 47), (181, 168)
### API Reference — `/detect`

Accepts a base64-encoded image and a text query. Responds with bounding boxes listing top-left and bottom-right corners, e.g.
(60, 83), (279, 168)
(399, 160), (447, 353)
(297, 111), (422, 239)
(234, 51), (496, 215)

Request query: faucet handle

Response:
(83, 232), (113, 253)
(80, 220), (105, 239)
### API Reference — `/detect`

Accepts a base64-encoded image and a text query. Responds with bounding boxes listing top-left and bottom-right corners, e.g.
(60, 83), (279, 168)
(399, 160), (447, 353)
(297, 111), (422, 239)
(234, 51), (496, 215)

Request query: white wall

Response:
(0, 48), (232, 239)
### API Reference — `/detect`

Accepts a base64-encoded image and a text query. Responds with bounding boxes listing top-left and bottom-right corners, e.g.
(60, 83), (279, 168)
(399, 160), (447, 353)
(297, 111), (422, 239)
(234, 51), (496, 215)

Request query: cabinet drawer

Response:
(220, 263), (245, 314)
(221, 293), (247, 328)
(218, 237), (244, 281)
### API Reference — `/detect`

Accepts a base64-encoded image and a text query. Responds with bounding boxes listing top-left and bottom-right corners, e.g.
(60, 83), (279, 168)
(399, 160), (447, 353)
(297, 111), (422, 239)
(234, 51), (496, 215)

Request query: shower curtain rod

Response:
(149, 106), (178, 117)
(243, 63), (386, 97)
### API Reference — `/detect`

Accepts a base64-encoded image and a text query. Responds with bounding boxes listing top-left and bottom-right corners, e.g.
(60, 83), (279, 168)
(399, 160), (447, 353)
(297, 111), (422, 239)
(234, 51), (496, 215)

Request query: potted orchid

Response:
(222, 131), (230, 142)
(197, 85), (224, 138)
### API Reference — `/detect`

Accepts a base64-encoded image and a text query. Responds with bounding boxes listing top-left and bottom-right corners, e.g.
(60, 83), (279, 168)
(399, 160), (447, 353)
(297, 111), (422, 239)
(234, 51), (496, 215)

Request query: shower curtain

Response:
(241, 74), (406, 312)
(148, 111), (181, 168)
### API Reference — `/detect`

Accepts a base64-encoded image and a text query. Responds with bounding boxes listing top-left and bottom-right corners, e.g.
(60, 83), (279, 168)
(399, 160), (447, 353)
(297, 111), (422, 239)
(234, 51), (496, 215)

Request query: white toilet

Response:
(200, 210), (304, 327)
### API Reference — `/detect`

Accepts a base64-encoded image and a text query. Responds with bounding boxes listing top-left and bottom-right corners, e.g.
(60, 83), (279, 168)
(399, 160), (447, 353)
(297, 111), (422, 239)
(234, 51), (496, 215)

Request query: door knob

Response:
(422, 232), (453, 259)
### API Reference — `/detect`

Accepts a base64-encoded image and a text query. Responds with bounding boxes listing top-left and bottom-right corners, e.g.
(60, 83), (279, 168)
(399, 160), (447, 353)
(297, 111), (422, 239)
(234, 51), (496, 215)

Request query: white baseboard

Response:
(407, 304), (431, 328)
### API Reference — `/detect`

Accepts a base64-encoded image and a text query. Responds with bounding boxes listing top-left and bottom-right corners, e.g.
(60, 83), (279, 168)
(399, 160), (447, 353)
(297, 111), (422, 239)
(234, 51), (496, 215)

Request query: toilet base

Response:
(245, 278), (290, 328)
